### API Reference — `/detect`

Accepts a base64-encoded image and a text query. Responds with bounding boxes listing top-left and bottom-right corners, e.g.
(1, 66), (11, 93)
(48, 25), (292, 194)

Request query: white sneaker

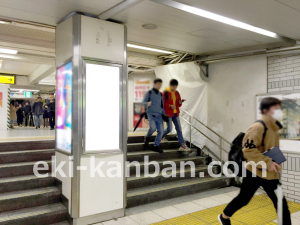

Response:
(179, 144), (191, 152)
(161, 137), (168, 143)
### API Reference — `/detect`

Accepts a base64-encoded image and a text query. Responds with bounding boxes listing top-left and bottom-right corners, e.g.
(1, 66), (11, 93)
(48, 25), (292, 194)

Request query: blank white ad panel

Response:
(85, 63), (120, 152)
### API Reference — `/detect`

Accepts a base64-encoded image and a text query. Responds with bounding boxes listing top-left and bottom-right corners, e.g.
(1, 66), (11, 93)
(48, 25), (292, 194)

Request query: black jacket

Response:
(33, 102), (44, 115)
(46, 100), (55, 112)
(24, 105), (31, 115)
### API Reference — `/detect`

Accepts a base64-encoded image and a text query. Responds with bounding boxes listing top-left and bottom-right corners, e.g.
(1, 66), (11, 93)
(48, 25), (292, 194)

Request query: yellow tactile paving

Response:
(152, 194), (300, 225)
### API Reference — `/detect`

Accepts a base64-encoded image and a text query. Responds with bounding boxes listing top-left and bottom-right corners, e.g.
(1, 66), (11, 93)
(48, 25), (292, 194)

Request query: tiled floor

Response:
(96, 187), (300, 225)
(0, 126), (55, 142)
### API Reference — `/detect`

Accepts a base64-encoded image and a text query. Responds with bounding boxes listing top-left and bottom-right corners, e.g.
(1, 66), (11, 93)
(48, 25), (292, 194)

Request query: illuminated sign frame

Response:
(0, 75), (15, 84)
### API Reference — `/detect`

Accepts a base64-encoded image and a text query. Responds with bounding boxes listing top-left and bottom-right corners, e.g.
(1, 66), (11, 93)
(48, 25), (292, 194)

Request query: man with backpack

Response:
(218, 97), (291, 225)
(143, 78), (165, 153)
(161, 79), (191, 152)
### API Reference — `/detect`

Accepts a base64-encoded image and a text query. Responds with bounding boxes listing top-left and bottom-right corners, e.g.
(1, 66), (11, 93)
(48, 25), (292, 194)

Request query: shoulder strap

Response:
(148, 90), (152, 102)
(256, 120), (268, 146)
(160, 92), (163, 108)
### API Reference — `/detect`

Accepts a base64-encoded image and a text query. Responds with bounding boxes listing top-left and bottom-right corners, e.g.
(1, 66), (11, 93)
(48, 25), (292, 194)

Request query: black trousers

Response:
(25, 114), (29, 126)
(49, 111), (55, 129)
(224, 170), (291, 224)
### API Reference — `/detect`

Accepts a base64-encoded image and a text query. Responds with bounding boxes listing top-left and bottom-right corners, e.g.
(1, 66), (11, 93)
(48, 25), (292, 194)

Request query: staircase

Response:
(126, 135), (232, 208)
(0, 140), (68, 225)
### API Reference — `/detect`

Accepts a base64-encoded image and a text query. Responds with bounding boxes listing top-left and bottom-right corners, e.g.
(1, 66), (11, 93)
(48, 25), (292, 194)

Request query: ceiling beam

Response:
(98, 0), (144, 20)
(28, 65), (55, 85)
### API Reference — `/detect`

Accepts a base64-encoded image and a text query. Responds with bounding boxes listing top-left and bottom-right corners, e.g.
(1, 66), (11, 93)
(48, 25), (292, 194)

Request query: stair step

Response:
(0, 203), (67, 225)
(0, 175), (55, 193)
(127, 149), (193, 162)
(127, 141), (180, 152)
(0, 187), (61, 213)
(128, 156), (205, 175)
(51, 222), (69, 225)
(0, 150), (54, 164)
(127, 176), (232, 208)
(127, 135), (177, 144)
(127, 165), (209, 190)
(0, 141), (55, 152)
(0, 161), (52, 178)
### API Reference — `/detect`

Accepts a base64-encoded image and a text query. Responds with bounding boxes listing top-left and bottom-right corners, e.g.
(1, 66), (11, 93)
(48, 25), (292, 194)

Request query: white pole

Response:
(276, 171), (283, 225)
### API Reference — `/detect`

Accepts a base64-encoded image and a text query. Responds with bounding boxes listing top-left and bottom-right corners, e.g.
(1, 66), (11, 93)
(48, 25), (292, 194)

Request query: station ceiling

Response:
(0, 0), (299, 90)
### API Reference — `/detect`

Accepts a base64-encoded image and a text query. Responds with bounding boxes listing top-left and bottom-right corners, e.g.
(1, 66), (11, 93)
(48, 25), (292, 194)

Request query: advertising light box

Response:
(85, 63), (120, 152)
(56, 61), (72, 153)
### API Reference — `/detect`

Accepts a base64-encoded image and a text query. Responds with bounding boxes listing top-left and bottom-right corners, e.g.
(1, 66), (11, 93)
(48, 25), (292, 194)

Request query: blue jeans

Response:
(34, 114), (43, 128)
(145, 113), (164, 147)
(162, 113), (184, 146)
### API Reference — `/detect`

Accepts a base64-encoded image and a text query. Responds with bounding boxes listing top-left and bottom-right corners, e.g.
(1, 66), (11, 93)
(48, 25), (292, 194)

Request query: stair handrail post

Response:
(189, 114), (192, 148)
(220, 137), (223, 175)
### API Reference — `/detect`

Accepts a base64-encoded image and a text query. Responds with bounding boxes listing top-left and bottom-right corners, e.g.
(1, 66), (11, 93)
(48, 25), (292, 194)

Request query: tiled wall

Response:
(268, 54), (300, 92)
(282, 152), (300, 203)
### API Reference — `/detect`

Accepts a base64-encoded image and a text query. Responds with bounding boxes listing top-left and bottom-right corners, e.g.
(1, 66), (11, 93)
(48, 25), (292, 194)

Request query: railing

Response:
(179, 109), (231, 173)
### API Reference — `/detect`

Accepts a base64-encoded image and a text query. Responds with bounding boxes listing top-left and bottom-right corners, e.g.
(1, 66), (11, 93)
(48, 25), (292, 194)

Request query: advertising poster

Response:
(133, 78), (151, 128)
(56, 61), (72, 153)
(133, 78), (151, 102)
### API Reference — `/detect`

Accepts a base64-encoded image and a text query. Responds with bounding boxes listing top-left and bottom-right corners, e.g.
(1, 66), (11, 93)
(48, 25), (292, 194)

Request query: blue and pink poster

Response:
(56, 61), (72, 153)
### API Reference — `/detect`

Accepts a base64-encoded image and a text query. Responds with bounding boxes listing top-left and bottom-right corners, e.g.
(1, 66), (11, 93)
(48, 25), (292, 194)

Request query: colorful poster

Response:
(0, 92), (2, 108)
(133, 78), (151, 102)
(56, 61), (72, 153)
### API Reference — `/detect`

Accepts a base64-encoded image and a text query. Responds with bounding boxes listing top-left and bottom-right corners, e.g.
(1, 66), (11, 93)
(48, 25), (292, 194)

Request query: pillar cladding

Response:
(55, 13), (127, 225)
(0, 84), (10, 130)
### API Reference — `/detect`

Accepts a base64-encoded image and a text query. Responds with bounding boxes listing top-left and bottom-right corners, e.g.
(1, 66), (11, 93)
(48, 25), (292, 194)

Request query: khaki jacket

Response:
(10, 105), (17, 120)
(242, 115), (281, 180)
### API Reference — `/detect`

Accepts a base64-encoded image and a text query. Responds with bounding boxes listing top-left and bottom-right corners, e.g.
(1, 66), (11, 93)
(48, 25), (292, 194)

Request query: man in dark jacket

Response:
(24, 101), (31, 127)
(47, 93), (55, 130)
(32, 97), (43, 129)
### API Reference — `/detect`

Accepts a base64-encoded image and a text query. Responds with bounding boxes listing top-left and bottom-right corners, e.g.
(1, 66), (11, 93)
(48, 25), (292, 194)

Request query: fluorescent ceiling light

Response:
(152, 0), (277, 38)
(11, 88), (39, 92)
(0, 60), (2, 68)
(0, 48), (17, 54)
(127, 44), (173, 54)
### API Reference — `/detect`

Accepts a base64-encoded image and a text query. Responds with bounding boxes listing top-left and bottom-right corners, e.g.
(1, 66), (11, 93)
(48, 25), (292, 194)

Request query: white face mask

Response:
(272, 109), (283, 121)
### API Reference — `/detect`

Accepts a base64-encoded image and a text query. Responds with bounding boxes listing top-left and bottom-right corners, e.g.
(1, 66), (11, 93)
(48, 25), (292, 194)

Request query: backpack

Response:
(228, 120), (267, 177)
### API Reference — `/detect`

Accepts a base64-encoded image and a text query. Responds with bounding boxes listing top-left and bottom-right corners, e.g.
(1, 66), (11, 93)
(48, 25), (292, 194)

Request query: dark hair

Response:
(260, 97), (281, 114)
(170, 79), (178, 86)
(154, 78), (162, 84)
(38, 97), (42, 99)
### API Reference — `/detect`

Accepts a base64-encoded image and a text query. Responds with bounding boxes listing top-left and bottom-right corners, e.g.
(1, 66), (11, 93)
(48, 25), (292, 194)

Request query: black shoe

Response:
(50, 128), (54, 130)
(36, 127), (38, 129)
(152, 146), (164, 154)
(144, 137), (151, 149)
(218, 214), (231, 225)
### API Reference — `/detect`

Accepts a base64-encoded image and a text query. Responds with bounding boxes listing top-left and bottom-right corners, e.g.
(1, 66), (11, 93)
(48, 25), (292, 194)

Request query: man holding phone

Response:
(162, 79), (191, 152)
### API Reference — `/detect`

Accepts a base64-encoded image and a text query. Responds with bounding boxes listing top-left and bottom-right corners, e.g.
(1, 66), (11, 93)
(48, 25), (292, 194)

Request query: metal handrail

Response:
(179, 109), (232, 174)
(181, 109), (231, 145)
(180, 117), (229, 154)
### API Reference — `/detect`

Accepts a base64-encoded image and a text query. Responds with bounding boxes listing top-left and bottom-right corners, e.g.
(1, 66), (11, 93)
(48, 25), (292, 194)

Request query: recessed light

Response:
(127, 44), (173, 54)
(0, 48), (17, 54)
(142, 24), (157, 30)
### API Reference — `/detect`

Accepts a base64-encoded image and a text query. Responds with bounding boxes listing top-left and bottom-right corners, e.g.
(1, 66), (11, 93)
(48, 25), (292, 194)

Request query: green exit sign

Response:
(25, 92), (31, 98)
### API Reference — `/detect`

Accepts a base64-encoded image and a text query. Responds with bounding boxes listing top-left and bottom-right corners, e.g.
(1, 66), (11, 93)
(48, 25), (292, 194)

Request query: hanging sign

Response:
(0, 75), (15, 84)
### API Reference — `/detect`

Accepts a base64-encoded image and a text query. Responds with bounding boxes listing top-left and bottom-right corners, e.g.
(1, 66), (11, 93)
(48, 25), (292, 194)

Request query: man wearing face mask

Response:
(218, 97), (291, 225)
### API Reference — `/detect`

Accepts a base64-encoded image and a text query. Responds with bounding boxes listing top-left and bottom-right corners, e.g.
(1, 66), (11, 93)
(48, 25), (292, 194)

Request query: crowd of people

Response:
(9, 93), (56, 130)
